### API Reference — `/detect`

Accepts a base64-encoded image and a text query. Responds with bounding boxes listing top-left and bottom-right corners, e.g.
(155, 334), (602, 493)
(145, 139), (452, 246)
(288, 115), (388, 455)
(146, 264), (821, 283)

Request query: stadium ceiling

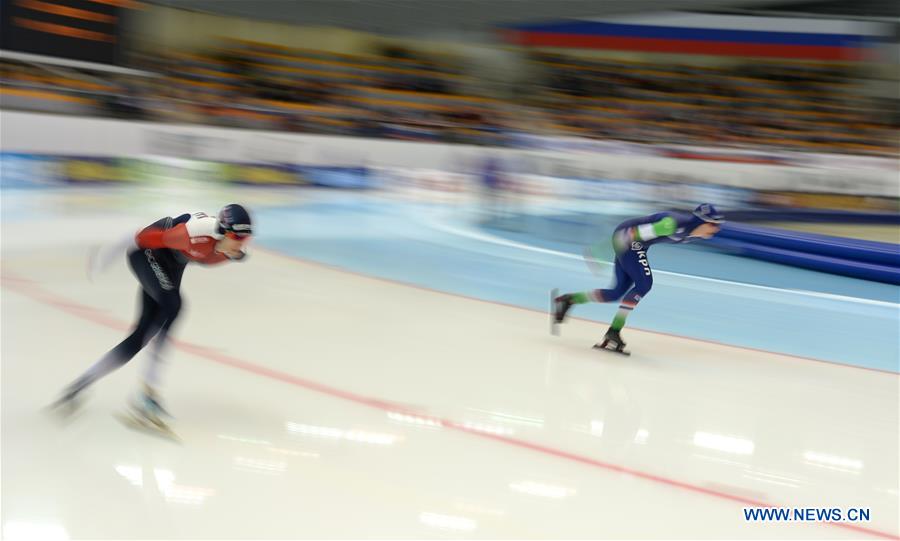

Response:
(147, 0), (841, 37)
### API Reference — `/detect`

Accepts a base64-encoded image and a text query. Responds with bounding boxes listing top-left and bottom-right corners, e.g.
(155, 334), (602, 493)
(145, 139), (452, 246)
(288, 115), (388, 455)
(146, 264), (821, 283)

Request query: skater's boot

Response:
(118, 385), (179, 440)
(596, 327), (628, 353)
(130, 385), (170, 428)
(553, 294), (575, 324)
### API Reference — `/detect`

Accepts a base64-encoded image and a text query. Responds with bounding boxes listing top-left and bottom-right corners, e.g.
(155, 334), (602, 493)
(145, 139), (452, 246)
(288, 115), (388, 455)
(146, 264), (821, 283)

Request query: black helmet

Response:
(217, 203), (253, 236)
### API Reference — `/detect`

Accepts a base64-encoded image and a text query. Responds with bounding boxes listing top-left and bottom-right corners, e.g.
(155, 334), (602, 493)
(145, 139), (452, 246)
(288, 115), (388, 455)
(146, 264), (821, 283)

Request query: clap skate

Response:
(593, 327), (631, 356)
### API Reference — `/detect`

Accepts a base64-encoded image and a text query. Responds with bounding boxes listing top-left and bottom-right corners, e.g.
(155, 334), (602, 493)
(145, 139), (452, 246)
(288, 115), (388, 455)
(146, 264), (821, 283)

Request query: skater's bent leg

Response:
(67, 290), (162, 393)
(141, 293), (181, 390)
(142, 335), (167, 390)
(611, 273), (653, 331)
(570, 258), (633, 304)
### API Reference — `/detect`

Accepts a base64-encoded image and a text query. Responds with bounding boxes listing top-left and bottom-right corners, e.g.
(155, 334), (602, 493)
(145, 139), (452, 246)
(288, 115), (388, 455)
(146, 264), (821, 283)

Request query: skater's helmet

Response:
(692, 203), (725, 224)
(217, 203), (253, 238)
(684, 203), (724, 236)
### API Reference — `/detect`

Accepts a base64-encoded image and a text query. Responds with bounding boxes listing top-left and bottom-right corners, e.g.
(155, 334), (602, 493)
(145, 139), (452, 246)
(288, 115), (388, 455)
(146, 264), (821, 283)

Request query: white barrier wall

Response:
(1, 110), (897, 197)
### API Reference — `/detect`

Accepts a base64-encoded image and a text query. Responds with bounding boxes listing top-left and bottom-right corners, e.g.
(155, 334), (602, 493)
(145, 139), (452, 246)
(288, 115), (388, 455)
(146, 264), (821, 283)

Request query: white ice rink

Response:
(2, 187), (898, 540)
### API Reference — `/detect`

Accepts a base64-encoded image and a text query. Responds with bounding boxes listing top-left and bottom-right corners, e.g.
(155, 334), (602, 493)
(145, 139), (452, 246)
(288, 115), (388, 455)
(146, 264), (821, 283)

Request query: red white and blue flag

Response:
(502, 13), (889, 61)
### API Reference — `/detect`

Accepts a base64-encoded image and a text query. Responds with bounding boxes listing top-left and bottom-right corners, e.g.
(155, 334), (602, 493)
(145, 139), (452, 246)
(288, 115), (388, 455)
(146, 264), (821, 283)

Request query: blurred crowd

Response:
(1, 40), (898, 157)
(534, 53), (898, 156)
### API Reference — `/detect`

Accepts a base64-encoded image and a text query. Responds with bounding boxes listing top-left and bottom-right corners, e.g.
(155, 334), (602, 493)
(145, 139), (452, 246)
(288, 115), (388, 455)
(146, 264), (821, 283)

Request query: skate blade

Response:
(115, 411), (181, 442)
(47, 399), (77, 416)
(550, 288), (560, 336)
(45, 399), (86, 424)
(592, 341), (631, 356)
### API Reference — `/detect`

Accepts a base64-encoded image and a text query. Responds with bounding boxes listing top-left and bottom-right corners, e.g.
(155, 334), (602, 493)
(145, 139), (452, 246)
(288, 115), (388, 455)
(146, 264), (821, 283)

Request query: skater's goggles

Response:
(225, 231), (252, 242)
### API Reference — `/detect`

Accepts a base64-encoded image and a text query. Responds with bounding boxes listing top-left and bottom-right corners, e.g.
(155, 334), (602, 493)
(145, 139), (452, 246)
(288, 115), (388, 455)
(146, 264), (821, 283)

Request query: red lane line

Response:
(134, 343), (900, 540)
(173, 341), (414, 413)
(0, 273), (35, 283)
(131, 336), (774, 507)
(254, 246), (900, 376)
(2, 277), (129, 331)
(3, 274), (898, 540)
(449, 420), (768, 505)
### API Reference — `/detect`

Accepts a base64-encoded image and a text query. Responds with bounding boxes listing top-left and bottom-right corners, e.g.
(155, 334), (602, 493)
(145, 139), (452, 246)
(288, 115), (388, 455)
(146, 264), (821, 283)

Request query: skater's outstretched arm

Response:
(88, 234), (138, 282)
(612, 216), (677, 252)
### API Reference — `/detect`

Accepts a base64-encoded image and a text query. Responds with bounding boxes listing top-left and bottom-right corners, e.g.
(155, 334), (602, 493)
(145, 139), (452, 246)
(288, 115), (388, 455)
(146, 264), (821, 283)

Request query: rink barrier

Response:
(0, 152), (373, 189)
(0, 152), (60, 188)
(714, 223), (900, 268)
(714, 209), (900, 224)
(2, 110), (898, 197)
(707, 235), (900, 284)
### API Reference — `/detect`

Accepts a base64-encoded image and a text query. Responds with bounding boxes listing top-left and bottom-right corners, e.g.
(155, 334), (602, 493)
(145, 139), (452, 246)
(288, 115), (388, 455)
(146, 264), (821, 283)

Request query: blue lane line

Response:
(255, 200), (899, 373)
